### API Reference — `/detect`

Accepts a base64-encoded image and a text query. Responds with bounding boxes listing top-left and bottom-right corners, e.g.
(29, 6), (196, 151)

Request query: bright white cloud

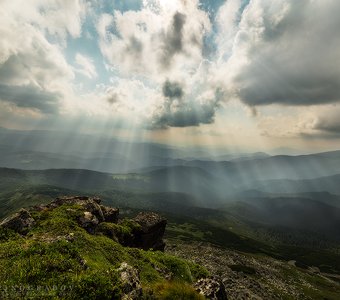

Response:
(0, 0), (87, 115)
(75, 53), (98, 79)
(97, 1), (211, 78)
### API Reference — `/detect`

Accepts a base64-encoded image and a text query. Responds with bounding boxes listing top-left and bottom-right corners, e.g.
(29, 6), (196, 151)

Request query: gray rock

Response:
(83, 201), (105, 222)
(133, 212), (167, 251)
(118, 262), (142, 300)
(53, 196), (106, 222)
(53, 196), (101, 206)
(194, 277), (228, 300)
(78, 211), (99, 234)
(0, 209), (35, 235)
(101, 205), (119, 223)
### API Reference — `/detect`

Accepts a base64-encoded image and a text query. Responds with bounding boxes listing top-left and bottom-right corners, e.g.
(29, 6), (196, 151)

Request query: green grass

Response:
(0, 203), (208, 299)
(149, 281), (205, 300)
(0, 184), (76, 219)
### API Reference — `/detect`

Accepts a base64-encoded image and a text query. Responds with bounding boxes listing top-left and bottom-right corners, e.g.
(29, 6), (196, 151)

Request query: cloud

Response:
(150, 99), (217, 129)
(159, 12), (186, 69)
(0, 84), (60, 114)
(37, 0), (86, 41)
(3, 0), (340, 140)
(98, 73), (222, 129)
(150, 80), (222, 129)
(162, 80), (184, 99)
(96, 1), (220, 129)
(101, 78), (158, 118)
(94, 0), (340, 131)
(1, 0), (86, 42)
(75, 53), (98, 79)
(217, 0), (340, 107)
(0, 0), (86, 114)
(0, 26), (73, 88)
(97, 0), (211, 77)
(254, 104), (340, 140)
(313, 106), (340, 134)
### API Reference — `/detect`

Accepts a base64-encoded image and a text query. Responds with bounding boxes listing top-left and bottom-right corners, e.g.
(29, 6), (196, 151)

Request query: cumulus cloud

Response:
(96, 0), (222, 128)
(150, 77), (223, 129)
(150, 98), (218, 129)
(218, 0), (340, 107)
(0, 0), (86, 114)
(97, 0), (211, 77)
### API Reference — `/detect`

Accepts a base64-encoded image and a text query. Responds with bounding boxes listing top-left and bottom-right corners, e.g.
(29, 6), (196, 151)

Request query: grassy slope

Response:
(0, 203), (207, 299)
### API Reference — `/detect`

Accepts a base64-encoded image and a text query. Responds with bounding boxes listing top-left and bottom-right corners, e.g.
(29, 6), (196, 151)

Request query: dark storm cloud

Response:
(0, 84), (60, 113)
(159, 12), (186, 69)
(162, 80), (184, 99)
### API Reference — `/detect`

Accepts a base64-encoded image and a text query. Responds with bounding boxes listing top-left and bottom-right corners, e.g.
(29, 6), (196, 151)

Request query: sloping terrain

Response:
(0, 197), (209, 299)
(167, 240), (340, 300)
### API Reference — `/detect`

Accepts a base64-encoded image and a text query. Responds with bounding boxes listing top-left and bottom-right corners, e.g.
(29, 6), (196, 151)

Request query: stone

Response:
(0, 209), (35, 235)
(78, 211), (99, 234)
(133, 212), (167, 251)
(118, 262), (142, 300)
(53, 196), (100, 205)
(101, 205), (119, 223)
(52, 196), (105, 222)
(194, 277), (228, 300)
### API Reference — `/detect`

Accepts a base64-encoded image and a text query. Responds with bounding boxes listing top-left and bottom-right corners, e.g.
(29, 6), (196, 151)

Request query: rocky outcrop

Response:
(78, 211), (99, 234)
(133, 212), (167, 251)
(1, 196), (167, 251)
(194, 277), (228, 300)
(52, 195), (101, 207)
(0, 209), (35, 235)
(118, 262), (142, 300)
(100, 205), (119, 223)
(53, 196), (105, 222)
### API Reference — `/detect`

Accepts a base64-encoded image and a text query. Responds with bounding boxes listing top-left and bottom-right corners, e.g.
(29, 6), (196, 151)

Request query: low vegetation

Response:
(0, 202), (208, 299)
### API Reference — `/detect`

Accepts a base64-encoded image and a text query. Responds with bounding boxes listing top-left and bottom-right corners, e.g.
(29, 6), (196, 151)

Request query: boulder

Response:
(101, 205), (119, 223)
(194, 277), (228, 300)
(118, 262), (142, 300)
(78, 211), (99, 234)
(53, 196), (101, 206)
(0, 209), (35, 234)
(53, 196), (105, 222)
(83, 201), (105, 222)
(133, 212), (167, 251)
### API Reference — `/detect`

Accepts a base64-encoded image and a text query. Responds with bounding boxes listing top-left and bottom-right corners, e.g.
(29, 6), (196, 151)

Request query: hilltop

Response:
(0, 196), (225, 300)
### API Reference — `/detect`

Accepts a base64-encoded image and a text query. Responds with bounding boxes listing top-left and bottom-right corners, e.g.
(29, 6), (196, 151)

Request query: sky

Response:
(0, 0), (340, 152)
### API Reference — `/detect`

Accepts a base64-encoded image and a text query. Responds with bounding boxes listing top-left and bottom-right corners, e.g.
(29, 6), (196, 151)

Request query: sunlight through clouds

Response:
(1, 0), (340, 150)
